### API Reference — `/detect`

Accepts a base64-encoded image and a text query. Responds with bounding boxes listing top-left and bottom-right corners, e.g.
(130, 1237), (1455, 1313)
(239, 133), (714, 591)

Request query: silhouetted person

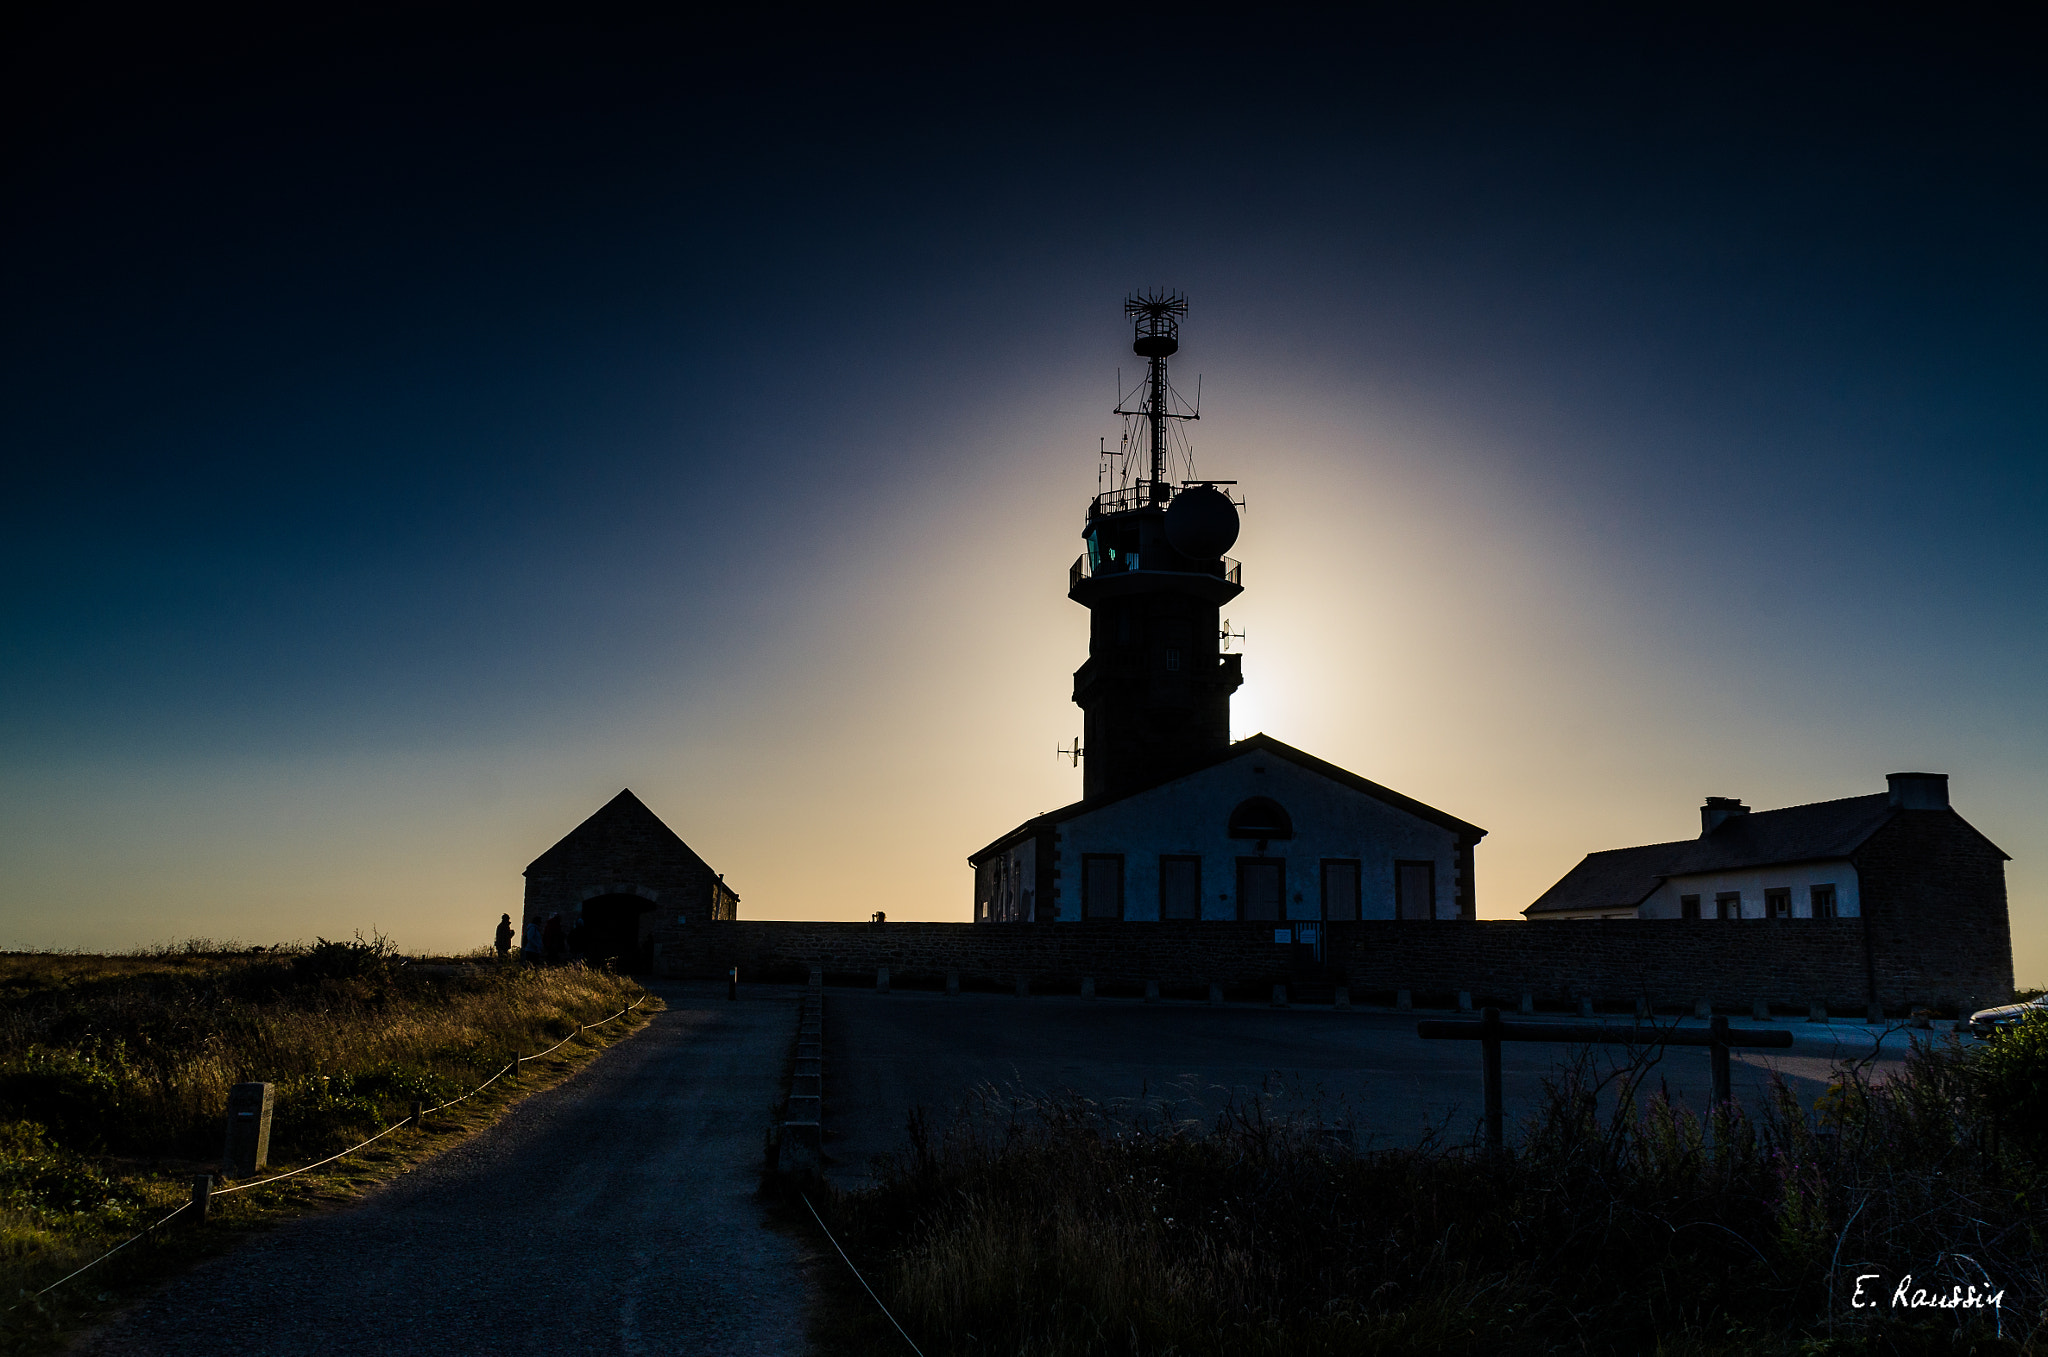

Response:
(543, 913), (567, 964)
(494, 913), (514, 959)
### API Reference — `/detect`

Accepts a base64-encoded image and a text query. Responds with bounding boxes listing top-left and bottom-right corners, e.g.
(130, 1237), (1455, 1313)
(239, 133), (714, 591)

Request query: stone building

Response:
(1524, 773), (2013, 1000)
(968, 293), (1487, 934)
(523, 788), (737, 969)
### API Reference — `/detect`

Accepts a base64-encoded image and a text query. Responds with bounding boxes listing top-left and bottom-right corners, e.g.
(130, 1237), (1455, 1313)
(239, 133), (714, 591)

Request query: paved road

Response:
(80, 982), (809, 1357)
(825, 989), (1915, 1185)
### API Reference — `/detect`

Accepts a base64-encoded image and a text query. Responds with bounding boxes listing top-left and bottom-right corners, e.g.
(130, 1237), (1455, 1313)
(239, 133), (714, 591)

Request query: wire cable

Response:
(801, 1192), (925, 1357)
(11, 1200), (193, 1308)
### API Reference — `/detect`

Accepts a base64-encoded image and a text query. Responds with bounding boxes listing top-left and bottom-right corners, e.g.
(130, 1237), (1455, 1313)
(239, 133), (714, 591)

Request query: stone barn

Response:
(523, 788), (738, 970)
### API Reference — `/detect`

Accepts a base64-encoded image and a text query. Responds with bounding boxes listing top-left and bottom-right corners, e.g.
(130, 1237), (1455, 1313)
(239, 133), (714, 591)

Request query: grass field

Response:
(809, 1017), (2048, 1357)
(0, 937), (652, 1352)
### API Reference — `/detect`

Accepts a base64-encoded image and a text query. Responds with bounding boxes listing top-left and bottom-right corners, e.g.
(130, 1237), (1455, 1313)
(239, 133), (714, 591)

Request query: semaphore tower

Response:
(1068, 292), (1245, 801)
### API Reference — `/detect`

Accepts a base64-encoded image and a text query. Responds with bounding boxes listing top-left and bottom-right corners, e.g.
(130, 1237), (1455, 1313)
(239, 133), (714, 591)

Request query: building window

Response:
(1811, 884), (1838, 919)
(1680, 894), (1701, 920)
(1227, 797), (1294, 840)
(1321, 859), (1360, 921)
(1395, 860), (1436, 921)
(1082, 855), (1123, 920)
(1165, 647), (1181, 671)
(1715, 891), (1741, 920)
(1159, 856), (1201, 920)
(1237, 859), (1284, 921)
(1766, 888), (1791, 920)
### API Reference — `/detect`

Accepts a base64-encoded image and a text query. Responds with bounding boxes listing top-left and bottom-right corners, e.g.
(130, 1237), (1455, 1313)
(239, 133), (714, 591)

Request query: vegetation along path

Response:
(76, 980), (806, 1356)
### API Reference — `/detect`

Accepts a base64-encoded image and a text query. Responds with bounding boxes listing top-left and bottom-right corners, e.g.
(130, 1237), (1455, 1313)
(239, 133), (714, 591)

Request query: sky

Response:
(2, 8), (2044, 977)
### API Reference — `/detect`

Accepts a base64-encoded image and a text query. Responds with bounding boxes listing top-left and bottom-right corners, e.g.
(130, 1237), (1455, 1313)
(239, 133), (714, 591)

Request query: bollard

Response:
(410, 1100), (425, 1130)
(1015, 975), (1030, 999)
(1207, 982), (1223, 1005)
(1144, 979), (1159, 1003)
(1334, 986), (1351, 1008)
(1518, 992), (1534, 1016)
(1808, 1002), (1828, 1023)
(1271, 983), (1289, 1007)
(1396, 989), (1413, 1011)
(728, 966), (738, 1001)
(190, 1174), (212, 1225)
(223, 1082), (274, 1177)
(876, 966), (890, 993)
(1081, 977), (1096, 999)
(1456, 991), (1473, 1013)
(1753, 999), (1770, 1021)
(1578, 997), (1594, 1019)
(1709, 1015), (1732, 1108)
(1694, 998), (1712, 1020)
(945, 969), (959, 997)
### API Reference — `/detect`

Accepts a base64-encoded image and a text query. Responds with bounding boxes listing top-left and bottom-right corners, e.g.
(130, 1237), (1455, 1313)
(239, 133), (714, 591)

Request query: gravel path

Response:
(77, 981), (810, 1356)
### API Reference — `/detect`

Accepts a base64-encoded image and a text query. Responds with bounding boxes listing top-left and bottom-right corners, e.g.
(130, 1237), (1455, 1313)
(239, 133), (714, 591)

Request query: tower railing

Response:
(1070, 554), (1240, 589)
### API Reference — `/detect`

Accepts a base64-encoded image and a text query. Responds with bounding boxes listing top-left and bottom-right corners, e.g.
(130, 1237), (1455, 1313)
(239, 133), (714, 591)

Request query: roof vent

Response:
(1887, 772), (1949, 810)
(1700, 797), (1749, 835)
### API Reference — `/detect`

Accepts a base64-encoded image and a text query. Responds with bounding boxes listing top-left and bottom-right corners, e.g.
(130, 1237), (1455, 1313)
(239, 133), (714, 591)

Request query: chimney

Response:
(1700, 796), (1749, 835)
(1887, 772), (1949, 810)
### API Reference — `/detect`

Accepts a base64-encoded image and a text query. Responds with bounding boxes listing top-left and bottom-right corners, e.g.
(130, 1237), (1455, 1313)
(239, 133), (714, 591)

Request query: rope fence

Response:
(14, 994), (648, 1308)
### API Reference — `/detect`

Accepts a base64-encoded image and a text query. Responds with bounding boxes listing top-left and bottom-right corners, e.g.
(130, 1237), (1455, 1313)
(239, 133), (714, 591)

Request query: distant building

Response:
(969, 294), (1486, 929)
(1523, 773), (2013, 996)
(523, 788), (737, 969)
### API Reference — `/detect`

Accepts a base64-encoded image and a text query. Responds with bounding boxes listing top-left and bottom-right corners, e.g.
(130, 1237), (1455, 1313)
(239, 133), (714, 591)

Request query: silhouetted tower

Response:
(1069, 292), (1244, 800)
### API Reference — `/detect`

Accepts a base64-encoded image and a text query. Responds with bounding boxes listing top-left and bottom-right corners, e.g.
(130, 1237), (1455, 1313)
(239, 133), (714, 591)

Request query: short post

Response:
(190, 1173), (212, 1224)
(1518, 992), (1534, 1016)
(1143, 979), (1159, 1003)
(1271, 983), (1288, 1008)
(223, 1082), (274, 1177)
(728, 966), (738, 1001)
(409, 1100), (424, 1129)
(876, 966), (890, 993)
(1694, 997), (1711, 1020)
(1634, 997), (1649, 1019)
(1396, 989), (1413, 1011)
(1578, 997), (1594, 1019)
(1808, 1001), (1828, 1023)
(1752, 999), (1770, 1022)
(1480, 1007), (1503, 1155)
(1334, 985), (1351, 1008)
(1709, 1015), (1732, 1108)
(1207, 982), (1223, 1005)
(945, 969), (959, 997)
(1080, 977), (1096, 1000)
(1456, 991), (1473, 1012)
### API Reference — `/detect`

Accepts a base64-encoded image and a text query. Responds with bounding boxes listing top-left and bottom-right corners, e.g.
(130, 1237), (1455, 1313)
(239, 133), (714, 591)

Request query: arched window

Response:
(1227, 796), (1294, 840)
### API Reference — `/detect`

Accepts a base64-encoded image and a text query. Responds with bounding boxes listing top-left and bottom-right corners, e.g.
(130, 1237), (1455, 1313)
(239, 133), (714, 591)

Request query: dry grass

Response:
(0, 940), (654, 1352)
(809, 1024), (2048, 1357)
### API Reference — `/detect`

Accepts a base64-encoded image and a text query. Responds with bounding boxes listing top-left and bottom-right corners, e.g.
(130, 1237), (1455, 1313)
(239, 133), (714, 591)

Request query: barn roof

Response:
(524, 788), (714, 879)
(968, 732), (1486, 865)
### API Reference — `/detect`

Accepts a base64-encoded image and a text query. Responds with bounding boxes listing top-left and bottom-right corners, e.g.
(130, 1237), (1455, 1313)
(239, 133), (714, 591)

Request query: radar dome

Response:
(1164, 484), (1239, 560)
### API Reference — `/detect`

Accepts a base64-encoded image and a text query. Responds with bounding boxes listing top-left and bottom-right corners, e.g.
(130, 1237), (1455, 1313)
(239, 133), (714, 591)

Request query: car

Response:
(1968, 995), (2048, 1039)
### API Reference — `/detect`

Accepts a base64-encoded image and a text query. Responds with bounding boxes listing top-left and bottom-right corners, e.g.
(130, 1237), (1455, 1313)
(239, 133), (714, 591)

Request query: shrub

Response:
(1972, 1008), (2048, 1168)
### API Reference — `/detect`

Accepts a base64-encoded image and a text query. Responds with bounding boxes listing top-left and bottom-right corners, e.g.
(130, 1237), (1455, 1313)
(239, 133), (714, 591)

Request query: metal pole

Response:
(1709, 1014), (1731, 1108)
(1481, 1006), (1503, 1154)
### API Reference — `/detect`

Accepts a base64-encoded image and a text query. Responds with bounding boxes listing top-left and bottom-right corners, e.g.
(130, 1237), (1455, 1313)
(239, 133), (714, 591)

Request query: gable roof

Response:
(1522, 791), (2006, 916)
(524, 788), (707, 876)
(969, 733), (1486, 865)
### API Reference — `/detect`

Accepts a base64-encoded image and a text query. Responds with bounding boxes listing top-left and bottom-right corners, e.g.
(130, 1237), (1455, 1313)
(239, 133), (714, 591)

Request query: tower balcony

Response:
(1069, 552), (1242, 605)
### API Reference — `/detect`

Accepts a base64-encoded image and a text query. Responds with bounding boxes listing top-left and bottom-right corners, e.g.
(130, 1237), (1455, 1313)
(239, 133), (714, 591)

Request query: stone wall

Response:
(1855, 809), (2014, 1011)
(649, 915), (2009, 1012)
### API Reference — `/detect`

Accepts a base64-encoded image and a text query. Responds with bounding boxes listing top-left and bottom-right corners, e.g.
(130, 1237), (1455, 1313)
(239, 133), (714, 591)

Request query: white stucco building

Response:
(971, 733), (1486, 925)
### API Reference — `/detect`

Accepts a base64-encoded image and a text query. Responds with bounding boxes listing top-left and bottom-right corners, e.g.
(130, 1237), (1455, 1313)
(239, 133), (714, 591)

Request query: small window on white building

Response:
(1680, 894), (1701, 920)
(1766, 888), (1791, 919)
(1083, 855), (1123, 920)
(1159, 856), (1201, 920)
(1715, 891), (1741, 920)
(1395, 860), (1436, 921)
(1811, 884), (1838, 919)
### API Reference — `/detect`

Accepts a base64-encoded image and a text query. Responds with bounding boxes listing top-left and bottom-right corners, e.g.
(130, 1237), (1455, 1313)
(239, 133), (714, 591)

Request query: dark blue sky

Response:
(3, 7), (2044, 963)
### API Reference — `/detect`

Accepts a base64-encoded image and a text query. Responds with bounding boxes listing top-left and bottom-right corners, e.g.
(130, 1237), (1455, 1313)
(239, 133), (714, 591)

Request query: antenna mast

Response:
(1117, 290), (1192, 502)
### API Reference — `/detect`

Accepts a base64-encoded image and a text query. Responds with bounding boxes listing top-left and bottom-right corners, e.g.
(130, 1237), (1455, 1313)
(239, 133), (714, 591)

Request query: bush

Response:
(1973, 1009), (2048, 1167)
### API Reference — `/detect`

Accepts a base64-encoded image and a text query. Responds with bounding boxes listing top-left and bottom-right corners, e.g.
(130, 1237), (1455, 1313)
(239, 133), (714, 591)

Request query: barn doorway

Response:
(580, 894), (653, 971)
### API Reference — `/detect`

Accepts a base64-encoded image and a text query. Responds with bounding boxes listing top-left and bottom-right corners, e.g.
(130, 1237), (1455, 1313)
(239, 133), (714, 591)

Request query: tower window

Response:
(1165, 648), (1181, 671)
